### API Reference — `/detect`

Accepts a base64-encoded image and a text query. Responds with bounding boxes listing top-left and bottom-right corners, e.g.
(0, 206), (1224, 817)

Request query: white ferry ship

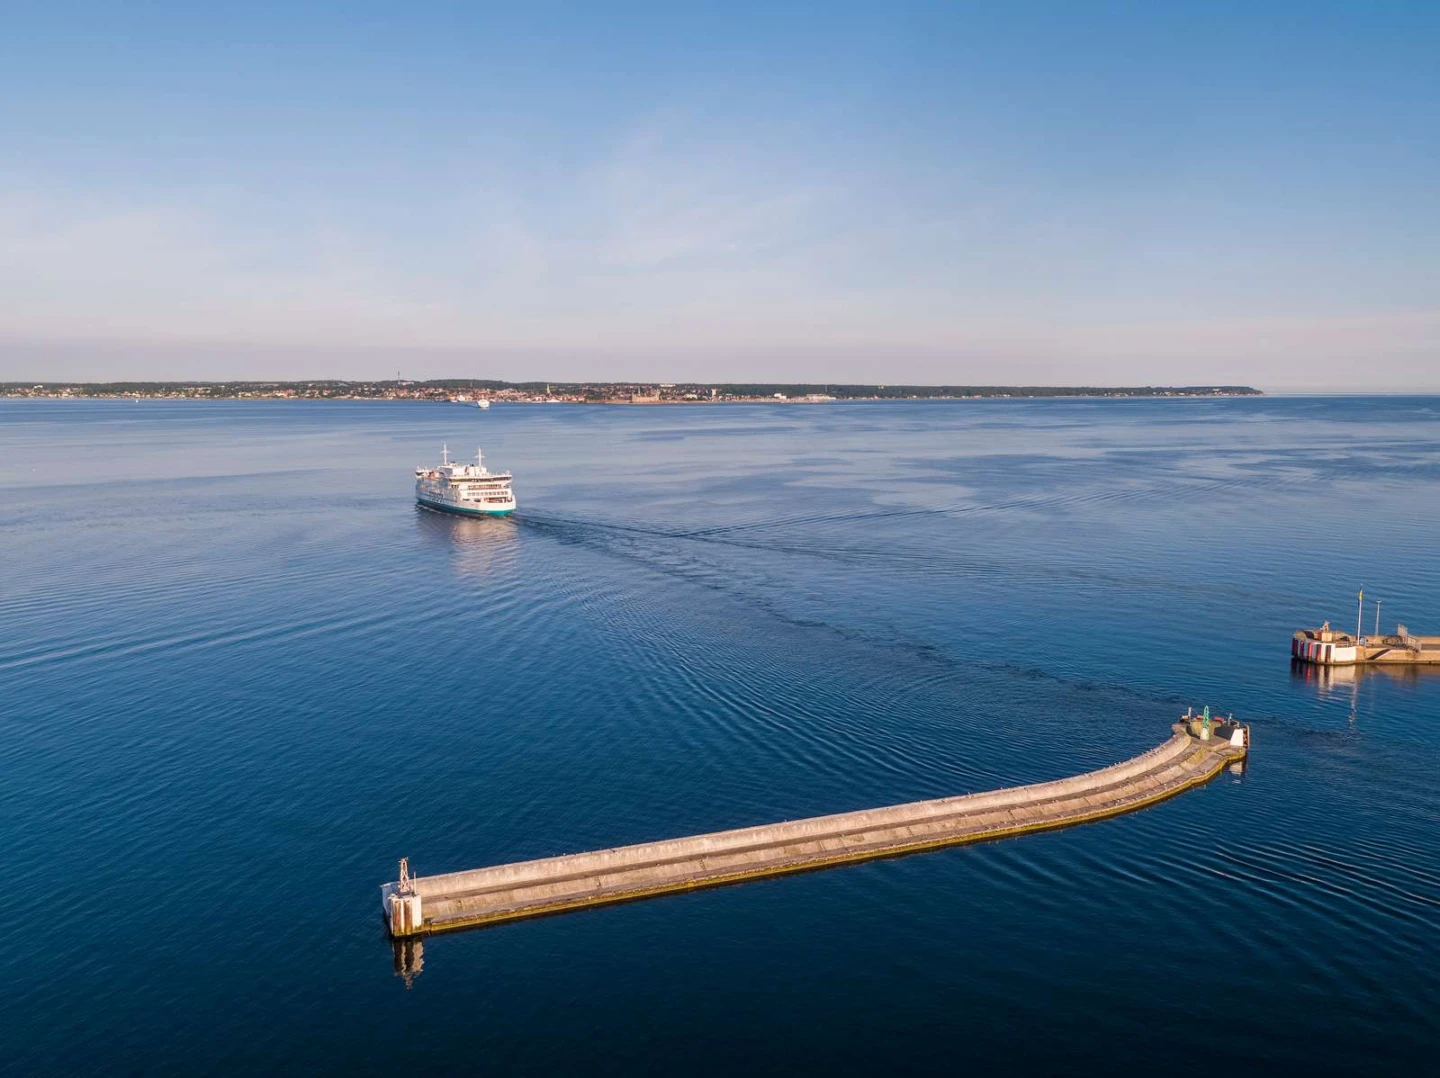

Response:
(415, 445), (516, 517)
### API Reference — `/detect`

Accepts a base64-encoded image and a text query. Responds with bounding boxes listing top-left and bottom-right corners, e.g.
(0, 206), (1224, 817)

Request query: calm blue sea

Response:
(1, 396), (1437, 1074)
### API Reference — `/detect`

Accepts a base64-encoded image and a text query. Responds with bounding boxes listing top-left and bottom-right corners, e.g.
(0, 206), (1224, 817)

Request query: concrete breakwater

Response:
(382, 718), (1248, 939)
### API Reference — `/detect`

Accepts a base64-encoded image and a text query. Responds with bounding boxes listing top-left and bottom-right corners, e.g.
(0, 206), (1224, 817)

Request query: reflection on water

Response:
(1291, 657), (1360, 690)
(391, 937), (424, 989)
(413, 505), (522, 582)
(1290, 656), (1440, 727)
(1290, 657), (1440, 692)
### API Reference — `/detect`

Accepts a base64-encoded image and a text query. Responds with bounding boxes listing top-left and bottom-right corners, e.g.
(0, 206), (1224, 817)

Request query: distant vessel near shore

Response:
(415, 445), (515, 517)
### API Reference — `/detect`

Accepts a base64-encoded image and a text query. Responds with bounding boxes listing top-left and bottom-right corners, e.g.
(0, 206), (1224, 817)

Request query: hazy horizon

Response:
(3, 3), (1436, 390)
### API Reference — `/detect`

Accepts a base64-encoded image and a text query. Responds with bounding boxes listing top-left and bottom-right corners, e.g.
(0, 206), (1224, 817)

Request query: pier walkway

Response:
(382, 717), (1247, 938)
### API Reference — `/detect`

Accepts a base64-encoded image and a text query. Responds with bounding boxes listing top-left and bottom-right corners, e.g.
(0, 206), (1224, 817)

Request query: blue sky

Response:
(1, 1), (1436, 386)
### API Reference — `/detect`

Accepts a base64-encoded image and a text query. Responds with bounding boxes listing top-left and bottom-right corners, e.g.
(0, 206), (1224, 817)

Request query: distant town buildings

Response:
(0, 381), (1262, 403)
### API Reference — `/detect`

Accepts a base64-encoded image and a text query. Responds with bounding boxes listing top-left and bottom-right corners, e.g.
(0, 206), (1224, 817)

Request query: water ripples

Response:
(3, 397), (1438, 1072)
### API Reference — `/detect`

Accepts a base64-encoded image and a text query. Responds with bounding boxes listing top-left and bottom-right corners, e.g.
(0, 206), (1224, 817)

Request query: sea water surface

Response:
(1, 396), (1437, 1073)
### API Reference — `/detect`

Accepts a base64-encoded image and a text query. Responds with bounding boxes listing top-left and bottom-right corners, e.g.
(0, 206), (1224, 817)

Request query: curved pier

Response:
(382, 717), (1247, 938)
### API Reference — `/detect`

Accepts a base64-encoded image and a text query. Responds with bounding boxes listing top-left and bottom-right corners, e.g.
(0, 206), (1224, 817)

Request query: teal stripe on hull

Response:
(417, 497), (515, 518)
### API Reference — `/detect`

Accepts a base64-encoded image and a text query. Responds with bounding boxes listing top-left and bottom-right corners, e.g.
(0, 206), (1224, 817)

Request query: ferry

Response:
(415, 445), (516, 517)
(475, 399), (491, 409)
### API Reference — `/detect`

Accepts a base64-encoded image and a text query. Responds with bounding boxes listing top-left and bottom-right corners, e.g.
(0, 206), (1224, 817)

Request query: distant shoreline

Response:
(0, 380), (1263, 403)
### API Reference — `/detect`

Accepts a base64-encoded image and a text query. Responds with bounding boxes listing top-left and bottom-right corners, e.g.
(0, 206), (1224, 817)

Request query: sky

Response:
(1, 1), (1436, 388)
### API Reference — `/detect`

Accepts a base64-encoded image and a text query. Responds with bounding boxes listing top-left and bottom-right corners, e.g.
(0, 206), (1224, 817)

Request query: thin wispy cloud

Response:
(1, 3), (1436, 386)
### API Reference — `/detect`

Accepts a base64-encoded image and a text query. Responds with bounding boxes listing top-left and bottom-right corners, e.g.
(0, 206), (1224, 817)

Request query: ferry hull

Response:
(417, 496), (515, 518)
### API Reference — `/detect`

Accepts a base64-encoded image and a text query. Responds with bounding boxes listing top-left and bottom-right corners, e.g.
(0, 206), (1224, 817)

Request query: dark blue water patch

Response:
(1, 396), (1437, 1074)
(630, 429), (689, 441)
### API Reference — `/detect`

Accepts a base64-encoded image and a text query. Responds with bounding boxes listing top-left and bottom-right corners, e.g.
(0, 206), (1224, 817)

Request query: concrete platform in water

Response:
(381, 713), (1248, 940)
(1293, 623), (1440, 666)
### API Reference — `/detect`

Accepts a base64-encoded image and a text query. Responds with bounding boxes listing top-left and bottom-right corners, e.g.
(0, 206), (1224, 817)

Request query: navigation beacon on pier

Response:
(415, 445), (516, 517)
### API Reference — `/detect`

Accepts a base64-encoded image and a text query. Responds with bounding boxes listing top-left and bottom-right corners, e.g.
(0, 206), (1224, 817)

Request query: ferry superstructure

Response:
(415, 445), (516, 517)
